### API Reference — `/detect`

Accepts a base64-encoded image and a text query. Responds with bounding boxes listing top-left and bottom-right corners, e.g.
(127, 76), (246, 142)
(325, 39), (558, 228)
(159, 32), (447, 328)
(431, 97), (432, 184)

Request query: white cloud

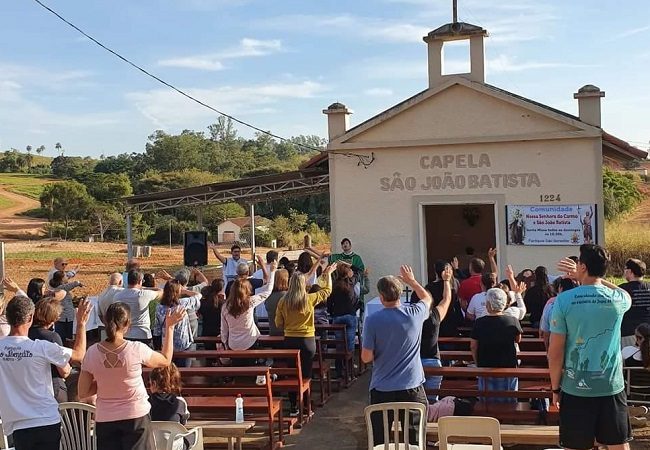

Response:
(364, 88), (394, 97)
(0, 63), (93, 90)
(381, 0), (558, 44)
(126, 80), (328, 129)
(488, 54), (598, 73)
(608, 24), (650, 41)
(257, 14), (430, 44)
(158, 38), (283, 71)
(353, 53), (597, 82)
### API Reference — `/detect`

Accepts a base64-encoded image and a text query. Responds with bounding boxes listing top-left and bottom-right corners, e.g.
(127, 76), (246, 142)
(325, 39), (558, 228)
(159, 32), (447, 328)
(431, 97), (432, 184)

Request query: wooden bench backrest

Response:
(143, 366), (275, 408)
(172, 349), (302, 379)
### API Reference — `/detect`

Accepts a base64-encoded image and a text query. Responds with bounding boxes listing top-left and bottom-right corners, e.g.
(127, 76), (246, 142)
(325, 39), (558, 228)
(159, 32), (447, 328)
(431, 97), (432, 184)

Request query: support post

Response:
(0, 242), (5, 296)
(249, 203), (256, 272)
(197, 208), (203, 230)
(126, 214), (133, 259)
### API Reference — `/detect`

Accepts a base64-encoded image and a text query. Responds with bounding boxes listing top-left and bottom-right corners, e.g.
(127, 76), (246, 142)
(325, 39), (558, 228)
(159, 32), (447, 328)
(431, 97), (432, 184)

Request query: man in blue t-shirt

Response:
(549, 244), (632, 450)
(362, 265), (450, 446)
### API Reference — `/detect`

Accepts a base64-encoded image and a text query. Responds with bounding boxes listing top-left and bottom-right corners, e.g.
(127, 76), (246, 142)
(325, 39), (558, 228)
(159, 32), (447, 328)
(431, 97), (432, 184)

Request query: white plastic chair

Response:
(438, 416), (502, 450)
(0, 419), (14, 450)
(150, 421), (204, 450)
(59, 402), (97, 450)
(364, 402), (426, 450)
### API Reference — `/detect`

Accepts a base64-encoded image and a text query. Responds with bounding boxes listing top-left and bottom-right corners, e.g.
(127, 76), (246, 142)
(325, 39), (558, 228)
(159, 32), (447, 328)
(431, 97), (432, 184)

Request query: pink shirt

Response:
(81, 341), (154, 422)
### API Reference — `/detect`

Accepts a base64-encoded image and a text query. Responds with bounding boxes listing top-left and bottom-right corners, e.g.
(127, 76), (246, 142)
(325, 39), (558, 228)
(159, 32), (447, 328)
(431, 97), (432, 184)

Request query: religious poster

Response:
(506, 204), (597, 246)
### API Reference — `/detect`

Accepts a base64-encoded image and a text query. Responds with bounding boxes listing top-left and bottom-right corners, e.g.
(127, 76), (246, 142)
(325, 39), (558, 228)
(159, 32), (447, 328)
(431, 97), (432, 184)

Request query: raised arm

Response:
(398, 265), (432, 310)
(305, 246), (325, 259)
(145, 307), (187, 367)
(309, 263), (336, 305)
(70, 298), (92, 363)
(208, 241), (227, 265)
(191, 268), (208, 286)
(488, 248), (498, 276)
(435, 265), (454, 320)
(257, 255), (269, 284)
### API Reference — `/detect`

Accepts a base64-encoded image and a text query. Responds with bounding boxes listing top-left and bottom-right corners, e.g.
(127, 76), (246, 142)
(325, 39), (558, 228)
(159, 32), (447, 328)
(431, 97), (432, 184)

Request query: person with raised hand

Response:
(0, 296), (91, 450)
(410, 262), (454, 402)
(361, 265), (434, 447)
(276, 262), (337, 416)
(549, 245), (632, 450)
(502, 264), (528, 320)
(78, 303), (186, 450)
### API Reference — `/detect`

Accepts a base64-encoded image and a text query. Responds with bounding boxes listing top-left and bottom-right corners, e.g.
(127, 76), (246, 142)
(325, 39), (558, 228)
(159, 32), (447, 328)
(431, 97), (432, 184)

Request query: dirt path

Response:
(0, 187), (46, 239)
(628, 183), (650, 225)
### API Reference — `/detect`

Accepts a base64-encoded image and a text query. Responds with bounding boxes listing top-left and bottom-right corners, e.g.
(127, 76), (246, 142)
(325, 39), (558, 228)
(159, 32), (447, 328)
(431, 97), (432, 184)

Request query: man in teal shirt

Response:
(549, 244), (632, 450)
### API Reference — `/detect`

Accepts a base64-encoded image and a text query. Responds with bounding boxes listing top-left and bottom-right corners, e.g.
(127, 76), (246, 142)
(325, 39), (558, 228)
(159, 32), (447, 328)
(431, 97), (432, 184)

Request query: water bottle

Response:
(235, 394), (244, 423)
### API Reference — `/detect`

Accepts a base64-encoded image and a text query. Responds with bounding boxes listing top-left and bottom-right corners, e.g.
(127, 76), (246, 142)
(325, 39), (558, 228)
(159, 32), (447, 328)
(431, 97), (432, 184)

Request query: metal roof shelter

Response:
(122, 165), (329, 259)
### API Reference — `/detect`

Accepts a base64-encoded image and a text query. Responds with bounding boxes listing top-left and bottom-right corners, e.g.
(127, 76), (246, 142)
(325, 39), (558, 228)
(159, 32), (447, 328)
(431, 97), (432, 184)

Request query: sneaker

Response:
(255, 375), (267, 386)
(289, 408), (300, 417)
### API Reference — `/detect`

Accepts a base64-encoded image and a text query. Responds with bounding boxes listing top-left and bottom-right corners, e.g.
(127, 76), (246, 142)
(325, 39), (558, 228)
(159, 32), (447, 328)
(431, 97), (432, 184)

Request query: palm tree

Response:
(55, 142), (63, 157)
(26, 145), (32, 154)
(36, 145), (45, 156)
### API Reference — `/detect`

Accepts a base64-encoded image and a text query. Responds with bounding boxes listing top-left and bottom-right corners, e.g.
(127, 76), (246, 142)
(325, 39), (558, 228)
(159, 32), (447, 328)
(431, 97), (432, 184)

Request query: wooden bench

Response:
(174, 349), (311, 427)
(194, 335), (284, 347)
(311, 338), (332, 405)
(426, 423), (559, 446)
(438, 337), (545, 351)
(423, 366), (557, 424)
(143, 366), (283, 449)
(194, 335), (333, 406)
(439, 351), (548, 367)
(315, 323), (355, 387)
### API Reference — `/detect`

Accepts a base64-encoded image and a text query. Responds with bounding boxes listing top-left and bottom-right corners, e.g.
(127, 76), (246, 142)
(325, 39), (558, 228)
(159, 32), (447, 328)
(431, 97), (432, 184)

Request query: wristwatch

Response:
(552, 388), (561, 394)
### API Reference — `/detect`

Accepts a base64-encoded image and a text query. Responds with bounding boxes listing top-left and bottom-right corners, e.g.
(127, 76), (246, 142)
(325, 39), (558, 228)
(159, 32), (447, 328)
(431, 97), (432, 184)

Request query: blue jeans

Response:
(421, 358), (443, 401)
(478, 376), (518, 403)
(332, 314), (357, 377)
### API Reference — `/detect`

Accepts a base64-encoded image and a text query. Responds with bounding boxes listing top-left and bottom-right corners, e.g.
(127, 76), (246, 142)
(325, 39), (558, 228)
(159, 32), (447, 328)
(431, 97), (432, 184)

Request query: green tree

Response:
(134, 169), (226, 195)
(40, 181), (94, 239)
(55, 142), (63, 157)
(36, 145), (45, 156)
(144, 130), (212, 172)
(50, 156), (96, 179)
(91, 202), (126, 241)
(82, 172), (133, 203)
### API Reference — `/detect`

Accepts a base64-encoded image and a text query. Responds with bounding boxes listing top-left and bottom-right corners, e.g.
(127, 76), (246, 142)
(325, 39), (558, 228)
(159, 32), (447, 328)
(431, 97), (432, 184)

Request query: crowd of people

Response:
(0, 239), (648, 450)
(0, 238), (368, 449)
(361, 244), (649, 449)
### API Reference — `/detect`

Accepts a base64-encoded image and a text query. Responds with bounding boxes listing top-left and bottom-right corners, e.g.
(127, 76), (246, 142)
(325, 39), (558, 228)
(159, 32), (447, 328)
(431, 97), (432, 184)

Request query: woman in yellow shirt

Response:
(276, 262), (336, 416)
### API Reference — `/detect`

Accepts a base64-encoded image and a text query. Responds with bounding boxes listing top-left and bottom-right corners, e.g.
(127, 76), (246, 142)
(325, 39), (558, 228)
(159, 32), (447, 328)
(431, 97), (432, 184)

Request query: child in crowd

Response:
(148, 363), (190, 425)
(149, 364), (195, 450)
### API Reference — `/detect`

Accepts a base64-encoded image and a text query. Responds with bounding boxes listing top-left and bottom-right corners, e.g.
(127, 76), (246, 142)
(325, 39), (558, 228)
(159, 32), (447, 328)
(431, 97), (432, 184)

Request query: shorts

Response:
(559, 390), (632, 450)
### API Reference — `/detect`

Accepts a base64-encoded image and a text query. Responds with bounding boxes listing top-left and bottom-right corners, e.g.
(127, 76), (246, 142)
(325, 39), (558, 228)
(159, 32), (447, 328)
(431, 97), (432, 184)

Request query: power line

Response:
(31, 0), (324, 154)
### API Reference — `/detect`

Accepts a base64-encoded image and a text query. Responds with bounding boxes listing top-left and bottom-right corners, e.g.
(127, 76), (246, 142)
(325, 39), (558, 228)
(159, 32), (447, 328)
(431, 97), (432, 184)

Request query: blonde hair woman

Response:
(276, 262), (337, 416)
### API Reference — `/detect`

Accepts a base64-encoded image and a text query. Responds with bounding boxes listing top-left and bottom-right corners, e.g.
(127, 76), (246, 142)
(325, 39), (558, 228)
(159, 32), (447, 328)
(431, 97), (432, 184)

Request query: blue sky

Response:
(1, 0), (649, 158)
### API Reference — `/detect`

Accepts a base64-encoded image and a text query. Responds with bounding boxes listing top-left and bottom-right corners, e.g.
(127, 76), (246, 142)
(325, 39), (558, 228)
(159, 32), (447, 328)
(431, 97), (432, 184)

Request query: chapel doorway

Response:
(423, 203), (496, 282)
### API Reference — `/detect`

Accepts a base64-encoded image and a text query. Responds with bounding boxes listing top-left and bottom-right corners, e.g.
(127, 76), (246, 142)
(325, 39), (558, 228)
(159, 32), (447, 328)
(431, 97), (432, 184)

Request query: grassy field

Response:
(0, 173), (57, 199)
(0, 194), (16, 209)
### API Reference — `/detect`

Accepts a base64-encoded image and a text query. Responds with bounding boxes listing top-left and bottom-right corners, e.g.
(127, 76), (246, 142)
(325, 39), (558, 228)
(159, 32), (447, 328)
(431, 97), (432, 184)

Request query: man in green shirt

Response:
(549, 244), (632, 450)
(314, 238), (365, 271)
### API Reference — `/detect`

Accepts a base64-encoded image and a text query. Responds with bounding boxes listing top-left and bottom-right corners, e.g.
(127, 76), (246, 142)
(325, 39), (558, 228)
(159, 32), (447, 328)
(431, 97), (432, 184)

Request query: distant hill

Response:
(0, 173), (57, 199)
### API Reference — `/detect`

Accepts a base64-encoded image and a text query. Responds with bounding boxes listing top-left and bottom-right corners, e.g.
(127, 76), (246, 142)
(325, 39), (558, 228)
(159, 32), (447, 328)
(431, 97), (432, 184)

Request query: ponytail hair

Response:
(105, 302), (131, 343)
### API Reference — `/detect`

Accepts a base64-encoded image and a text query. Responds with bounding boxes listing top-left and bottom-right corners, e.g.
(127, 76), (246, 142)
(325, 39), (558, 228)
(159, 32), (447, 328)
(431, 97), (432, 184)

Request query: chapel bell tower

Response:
(424, 0), (488, 88)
